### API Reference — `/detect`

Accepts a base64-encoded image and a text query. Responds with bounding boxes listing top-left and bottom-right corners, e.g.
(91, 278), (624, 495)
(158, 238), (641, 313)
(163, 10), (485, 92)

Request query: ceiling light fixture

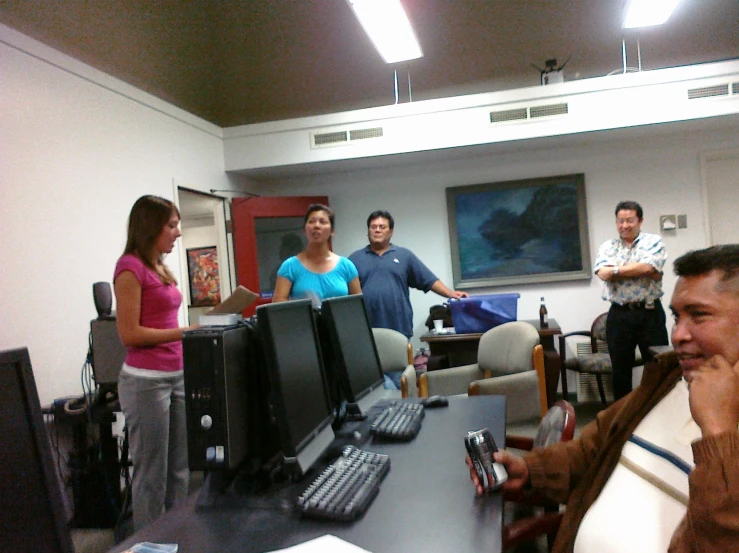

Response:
(623, 0), (680, 28)
(346, 0), (423, 64)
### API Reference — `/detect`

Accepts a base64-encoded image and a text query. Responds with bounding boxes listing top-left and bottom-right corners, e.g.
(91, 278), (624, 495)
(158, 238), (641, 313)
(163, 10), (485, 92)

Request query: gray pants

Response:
(118, 367), (189, 531)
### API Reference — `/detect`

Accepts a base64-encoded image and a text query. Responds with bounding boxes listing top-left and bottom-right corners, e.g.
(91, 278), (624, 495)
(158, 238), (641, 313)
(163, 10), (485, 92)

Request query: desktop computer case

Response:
(90, 319), (126, 386)
(183, 324), (252, 471)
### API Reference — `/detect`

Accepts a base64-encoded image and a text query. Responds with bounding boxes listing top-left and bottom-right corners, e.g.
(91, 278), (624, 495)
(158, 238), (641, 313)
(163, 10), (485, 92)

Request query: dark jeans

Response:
(606, 300), (669, 401)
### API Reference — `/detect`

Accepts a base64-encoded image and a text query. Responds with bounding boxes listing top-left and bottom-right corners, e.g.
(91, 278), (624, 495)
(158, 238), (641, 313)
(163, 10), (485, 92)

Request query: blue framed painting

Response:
(446, 174), (591, 289)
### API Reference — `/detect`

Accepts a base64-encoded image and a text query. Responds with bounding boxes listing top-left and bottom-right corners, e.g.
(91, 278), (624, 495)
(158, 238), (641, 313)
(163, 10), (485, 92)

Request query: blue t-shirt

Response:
(348, 244), (437, 338)
(277, 255), (358, 302)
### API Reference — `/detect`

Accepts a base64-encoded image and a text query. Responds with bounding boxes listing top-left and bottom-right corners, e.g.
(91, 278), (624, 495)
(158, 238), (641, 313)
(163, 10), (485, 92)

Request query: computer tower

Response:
(183, 324), (252, 471)
(90, 319), (126, 387)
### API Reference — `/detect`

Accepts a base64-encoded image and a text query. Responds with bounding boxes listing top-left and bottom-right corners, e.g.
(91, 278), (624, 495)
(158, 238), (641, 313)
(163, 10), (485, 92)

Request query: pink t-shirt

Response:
(114, 254), (183, 372)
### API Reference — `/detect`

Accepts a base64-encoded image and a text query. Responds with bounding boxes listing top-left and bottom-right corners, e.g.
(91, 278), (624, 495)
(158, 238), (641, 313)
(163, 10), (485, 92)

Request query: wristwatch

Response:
(613, 266), (620, 276)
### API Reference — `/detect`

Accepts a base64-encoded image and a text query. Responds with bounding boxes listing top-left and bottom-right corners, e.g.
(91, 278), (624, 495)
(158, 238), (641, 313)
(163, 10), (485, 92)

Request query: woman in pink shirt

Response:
(114, 195), (196, 530)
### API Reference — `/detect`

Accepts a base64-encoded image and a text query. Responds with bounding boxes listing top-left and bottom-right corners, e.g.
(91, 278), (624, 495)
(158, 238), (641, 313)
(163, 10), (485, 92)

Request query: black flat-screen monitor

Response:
(320, 294), (384, 407)
(0, 347), (75, 553)
(257, 299), (335, 475)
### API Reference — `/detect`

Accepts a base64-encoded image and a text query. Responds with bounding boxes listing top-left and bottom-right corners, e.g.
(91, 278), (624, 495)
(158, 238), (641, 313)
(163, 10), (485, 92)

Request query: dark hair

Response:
(674, 245), (739, 285)
(123, 195), (179, 284)
(304, 204), (334, 229)
(366, 210), (395, 230)
(615, 201), (643, 220)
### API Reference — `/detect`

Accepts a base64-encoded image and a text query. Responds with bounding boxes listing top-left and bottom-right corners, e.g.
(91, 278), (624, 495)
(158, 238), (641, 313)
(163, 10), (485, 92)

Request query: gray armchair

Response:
(371, 328), (418, 398)
(419, 321), (547, 422)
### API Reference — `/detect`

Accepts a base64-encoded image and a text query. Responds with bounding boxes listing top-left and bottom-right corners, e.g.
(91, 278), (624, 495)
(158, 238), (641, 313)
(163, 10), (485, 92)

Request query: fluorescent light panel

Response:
(623, 0), (679, 28)
(347, 0), (422, 64)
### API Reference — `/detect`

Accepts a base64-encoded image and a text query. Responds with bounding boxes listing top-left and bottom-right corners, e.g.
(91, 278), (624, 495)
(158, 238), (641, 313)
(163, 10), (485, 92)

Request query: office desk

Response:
(111, 395), (506, 553)
(421, 319), (562, 408)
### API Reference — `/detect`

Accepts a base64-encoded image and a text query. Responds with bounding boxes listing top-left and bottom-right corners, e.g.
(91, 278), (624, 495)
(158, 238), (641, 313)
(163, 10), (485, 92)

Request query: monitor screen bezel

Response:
(320, 294), (385, 405)
(256, 300), (335, 469)
(0, 347), (75, 553)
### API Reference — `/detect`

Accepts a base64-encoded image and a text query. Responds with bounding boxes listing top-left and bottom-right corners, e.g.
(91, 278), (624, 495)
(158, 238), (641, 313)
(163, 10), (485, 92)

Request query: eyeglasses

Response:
(370, 224), (389, 231)
(617, 217), (639, 225)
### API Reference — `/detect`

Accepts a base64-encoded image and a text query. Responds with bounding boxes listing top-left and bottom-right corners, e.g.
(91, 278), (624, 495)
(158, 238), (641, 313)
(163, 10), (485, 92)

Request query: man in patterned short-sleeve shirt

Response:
(594, 200), (669, 400)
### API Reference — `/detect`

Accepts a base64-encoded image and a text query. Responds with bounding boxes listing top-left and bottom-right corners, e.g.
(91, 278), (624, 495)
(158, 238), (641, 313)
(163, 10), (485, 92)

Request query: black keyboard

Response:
(297, 446), (390, 521)
(370, 401), (424, 441)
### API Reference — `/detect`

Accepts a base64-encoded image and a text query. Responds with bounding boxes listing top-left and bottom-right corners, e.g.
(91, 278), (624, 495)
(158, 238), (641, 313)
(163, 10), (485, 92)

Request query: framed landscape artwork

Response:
(446, 174), (591, 289)
(186, 246), (221, 307)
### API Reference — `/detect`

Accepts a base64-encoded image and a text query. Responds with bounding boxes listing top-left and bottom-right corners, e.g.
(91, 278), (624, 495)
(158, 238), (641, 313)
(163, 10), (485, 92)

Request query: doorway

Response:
(231, 196), (329, 316)
(701, 149), (739, 245)
(176, 187), (235, 325)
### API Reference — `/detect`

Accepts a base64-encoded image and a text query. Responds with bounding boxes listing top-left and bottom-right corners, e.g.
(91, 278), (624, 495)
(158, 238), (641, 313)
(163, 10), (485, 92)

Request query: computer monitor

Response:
(0, 347), (75, 553)
(257, 299), (335, 476)
(320, 294), (384, 416)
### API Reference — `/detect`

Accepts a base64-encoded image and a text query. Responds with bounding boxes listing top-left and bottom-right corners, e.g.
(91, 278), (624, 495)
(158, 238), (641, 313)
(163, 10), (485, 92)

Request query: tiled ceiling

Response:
(2, 0), (738, 128)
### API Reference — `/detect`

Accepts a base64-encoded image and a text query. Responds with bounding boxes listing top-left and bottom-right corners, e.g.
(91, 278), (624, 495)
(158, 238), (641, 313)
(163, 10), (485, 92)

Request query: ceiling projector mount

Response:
(532, 56), (571, 85)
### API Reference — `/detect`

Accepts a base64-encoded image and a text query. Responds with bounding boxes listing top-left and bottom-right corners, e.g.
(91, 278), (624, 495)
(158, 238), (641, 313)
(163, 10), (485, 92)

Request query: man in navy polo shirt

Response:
(349, 210), (467, 341)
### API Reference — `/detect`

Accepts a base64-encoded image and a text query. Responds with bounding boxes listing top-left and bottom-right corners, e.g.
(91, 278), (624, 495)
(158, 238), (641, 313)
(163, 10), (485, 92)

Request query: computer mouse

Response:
(422, 395), (449, 408)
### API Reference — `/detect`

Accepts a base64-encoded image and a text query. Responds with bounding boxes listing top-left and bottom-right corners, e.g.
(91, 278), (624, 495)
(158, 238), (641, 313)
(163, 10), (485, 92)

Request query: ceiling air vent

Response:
(489, 103), (568, 125)
(687, 84), (729, 100)
(530, 102), (569, 118)
(733, 82), (739, 95)
(311, 126), (384, 148)
(490, 108), (528, 123)
(349, 127), (383, 141)
(313, 130), (348, 146)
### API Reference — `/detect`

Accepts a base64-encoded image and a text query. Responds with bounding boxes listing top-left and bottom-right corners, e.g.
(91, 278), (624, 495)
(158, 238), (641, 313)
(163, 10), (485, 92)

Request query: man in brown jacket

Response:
(468, 244), (739, 552)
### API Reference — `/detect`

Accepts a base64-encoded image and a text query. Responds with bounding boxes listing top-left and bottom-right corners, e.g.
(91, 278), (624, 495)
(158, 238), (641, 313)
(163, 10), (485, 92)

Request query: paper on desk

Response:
(122, 543), (178, 553)
(266, 534), (372, 553)
(206, 285), (258, 314)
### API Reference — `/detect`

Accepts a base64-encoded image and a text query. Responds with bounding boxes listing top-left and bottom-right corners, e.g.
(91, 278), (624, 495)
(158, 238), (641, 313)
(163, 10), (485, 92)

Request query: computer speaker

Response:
(93, 282), (113, 319)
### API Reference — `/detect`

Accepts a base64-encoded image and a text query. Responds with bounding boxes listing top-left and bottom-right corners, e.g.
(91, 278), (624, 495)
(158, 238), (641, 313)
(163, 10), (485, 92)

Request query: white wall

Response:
(254, 124), (739, 349)
(0, 26), (248, 404)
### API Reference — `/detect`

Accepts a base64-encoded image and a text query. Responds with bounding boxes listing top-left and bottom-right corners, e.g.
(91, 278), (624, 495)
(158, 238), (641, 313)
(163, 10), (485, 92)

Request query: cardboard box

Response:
(450, 293), (520, 334)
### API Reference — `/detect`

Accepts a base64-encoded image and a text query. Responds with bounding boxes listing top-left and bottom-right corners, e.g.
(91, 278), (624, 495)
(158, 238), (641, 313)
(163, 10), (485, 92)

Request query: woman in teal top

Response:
(273, 204), (361, 303)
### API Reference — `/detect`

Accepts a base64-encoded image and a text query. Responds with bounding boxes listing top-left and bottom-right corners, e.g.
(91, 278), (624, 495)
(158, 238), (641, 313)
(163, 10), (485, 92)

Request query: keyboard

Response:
(370, 401), (424, 441)
(297, 446), (390, 521)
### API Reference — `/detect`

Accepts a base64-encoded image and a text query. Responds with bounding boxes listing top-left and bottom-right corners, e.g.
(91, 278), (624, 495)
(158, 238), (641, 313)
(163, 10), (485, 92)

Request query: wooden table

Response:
(421, 318), (562, 408)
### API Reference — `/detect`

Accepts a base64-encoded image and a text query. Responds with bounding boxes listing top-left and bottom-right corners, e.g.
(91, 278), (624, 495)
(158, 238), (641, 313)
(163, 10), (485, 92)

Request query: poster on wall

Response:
(446, 173), (591, 289)
(186, 246), (221, 307)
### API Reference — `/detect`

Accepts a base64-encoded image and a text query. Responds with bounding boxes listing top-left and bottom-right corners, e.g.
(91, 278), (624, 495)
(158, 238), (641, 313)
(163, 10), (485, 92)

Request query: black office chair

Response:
(559, 313), (642, 405)
(503, 400), (576, 551)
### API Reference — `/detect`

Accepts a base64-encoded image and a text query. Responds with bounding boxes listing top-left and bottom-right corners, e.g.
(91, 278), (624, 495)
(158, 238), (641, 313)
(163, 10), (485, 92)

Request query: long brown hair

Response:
(123, 195), (179, 285)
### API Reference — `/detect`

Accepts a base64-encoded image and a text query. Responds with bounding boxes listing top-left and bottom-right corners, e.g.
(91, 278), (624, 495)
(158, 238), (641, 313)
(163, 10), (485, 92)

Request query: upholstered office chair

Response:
(419, 321), (546, 422)
(371, 328), (418, 398)
(559, 313), (642, 405)
(467, 341), (548, 423)
(503, 400), (576, 551)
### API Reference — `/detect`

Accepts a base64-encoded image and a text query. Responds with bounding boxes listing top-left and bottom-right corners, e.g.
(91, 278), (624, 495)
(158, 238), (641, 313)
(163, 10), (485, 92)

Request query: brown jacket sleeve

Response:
(668, 430), (739, 553)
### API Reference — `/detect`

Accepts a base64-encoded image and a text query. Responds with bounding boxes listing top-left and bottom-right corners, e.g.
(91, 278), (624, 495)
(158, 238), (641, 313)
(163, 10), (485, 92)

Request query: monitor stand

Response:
(344, 402), (367, 422)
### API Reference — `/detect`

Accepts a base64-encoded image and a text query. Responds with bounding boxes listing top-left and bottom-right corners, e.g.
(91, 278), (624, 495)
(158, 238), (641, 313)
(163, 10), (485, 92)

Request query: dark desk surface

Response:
(111, 396), (506, 553)
(420, 318), (561, 343)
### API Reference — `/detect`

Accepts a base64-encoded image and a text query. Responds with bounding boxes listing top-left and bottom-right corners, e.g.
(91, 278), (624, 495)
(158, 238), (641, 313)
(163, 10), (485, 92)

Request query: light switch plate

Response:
(660, 215), (677, 231)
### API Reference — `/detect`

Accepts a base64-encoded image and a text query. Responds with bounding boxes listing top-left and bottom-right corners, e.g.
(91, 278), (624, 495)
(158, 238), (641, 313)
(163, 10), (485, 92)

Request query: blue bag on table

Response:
(449, 293), (520, 334)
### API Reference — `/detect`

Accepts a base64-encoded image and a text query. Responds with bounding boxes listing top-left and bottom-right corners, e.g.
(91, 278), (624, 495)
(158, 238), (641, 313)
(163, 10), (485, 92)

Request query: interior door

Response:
(701, 149), (739, 245)
(232, 196), (329, 316)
